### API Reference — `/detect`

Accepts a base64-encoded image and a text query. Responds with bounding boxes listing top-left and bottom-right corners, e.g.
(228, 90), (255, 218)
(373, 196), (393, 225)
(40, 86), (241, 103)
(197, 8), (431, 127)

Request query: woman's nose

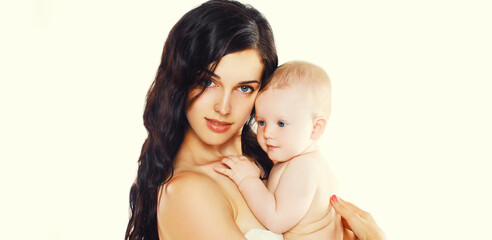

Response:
(214, 90), (231, 115)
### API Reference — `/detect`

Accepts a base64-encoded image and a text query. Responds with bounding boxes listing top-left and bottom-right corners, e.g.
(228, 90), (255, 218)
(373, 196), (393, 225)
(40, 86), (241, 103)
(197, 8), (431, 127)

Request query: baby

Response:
(215, 61), (343, 240)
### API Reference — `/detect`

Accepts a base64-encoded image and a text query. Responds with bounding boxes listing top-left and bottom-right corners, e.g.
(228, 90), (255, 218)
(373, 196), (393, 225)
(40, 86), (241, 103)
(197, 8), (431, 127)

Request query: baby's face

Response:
(255, 87), (315, 162)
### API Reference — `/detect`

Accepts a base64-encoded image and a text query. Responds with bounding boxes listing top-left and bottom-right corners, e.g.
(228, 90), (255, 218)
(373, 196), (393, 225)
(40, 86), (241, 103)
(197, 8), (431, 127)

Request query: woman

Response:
(126, 1), (278, 239)
(126, 1), (386, 239)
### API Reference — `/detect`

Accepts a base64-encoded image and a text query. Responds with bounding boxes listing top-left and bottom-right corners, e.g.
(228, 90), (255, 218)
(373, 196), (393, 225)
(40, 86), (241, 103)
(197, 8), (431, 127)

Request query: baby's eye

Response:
(238, 86), (254, 93)
(258, 120), (265, 126)
(278, 121), (286, 127)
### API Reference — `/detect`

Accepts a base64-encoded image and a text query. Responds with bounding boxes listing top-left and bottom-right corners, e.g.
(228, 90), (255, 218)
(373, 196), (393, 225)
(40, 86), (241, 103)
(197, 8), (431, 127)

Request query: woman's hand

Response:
(330, 195), (386, 240)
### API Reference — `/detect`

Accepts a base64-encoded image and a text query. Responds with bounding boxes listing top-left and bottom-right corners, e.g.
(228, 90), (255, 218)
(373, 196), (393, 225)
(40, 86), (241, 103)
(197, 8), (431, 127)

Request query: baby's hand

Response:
(214, 155), (260, 187)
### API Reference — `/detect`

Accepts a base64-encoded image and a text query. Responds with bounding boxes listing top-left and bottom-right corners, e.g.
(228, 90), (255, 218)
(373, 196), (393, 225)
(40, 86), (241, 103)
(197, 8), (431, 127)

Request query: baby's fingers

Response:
(214, 166), (233, 178)
(238, 155), (249, 161)
(221, 157), (238, 169)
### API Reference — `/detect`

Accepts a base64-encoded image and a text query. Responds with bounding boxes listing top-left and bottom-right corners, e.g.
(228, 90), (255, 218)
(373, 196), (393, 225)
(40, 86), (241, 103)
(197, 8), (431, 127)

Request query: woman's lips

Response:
(205, 118), (233, 133)
(266, 144), (278, 151)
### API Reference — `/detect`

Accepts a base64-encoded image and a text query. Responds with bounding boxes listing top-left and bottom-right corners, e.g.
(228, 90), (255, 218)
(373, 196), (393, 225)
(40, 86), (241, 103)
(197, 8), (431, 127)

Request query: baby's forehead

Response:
(257, 85), (310, 101)
(255, 86), (315, 115)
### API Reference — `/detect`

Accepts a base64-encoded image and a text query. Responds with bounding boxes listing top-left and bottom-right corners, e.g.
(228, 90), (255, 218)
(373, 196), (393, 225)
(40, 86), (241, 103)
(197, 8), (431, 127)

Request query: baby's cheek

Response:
(286, 134), (305, 156)
(259, 140), (267, 152)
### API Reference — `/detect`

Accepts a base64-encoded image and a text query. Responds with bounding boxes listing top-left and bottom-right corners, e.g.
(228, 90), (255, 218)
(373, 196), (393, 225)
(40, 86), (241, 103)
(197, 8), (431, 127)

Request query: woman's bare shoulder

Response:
(159, 170), (228, 206)
(157, 171), (245, 239)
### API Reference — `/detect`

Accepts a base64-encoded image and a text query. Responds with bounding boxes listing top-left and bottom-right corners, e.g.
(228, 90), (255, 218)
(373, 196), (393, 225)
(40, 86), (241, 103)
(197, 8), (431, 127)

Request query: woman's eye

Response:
(238, 86), (253, 93)
(258, 120), (265, 126)
(202, 79), (216, 87)
(278, 121), (286, 127)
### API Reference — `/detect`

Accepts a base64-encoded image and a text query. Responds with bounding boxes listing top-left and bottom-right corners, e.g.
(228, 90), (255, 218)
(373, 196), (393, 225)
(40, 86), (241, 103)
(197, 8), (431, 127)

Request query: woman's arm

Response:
(157, 171), (247, 240)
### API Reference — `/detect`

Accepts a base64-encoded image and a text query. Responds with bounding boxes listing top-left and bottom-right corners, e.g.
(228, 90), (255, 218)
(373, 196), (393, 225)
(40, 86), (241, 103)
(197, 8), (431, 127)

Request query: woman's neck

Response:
(174, 129), (243, 171)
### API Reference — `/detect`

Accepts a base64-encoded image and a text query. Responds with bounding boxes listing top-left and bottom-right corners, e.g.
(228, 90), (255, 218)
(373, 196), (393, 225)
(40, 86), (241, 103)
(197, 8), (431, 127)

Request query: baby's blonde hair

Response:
(262, 61), (331, 118)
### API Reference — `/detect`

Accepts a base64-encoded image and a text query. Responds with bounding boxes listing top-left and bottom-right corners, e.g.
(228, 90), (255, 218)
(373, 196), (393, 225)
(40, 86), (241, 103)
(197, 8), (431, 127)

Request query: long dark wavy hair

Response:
(125, 1), (278, 239)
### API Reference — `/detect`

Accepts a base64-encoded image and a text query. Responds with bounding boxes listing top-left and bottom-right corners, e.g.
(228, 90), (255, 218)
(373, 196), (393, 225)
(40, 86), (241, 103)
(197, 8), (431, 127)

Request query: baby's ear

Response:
(311, 117), (327, 140)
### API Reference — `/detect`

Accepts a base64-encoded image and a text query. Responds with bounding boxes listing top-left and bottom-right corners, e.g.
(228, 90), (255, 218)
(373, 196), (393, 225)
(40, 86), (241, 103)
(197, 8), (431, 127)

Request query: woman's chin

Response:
(200, 131), (240, 147)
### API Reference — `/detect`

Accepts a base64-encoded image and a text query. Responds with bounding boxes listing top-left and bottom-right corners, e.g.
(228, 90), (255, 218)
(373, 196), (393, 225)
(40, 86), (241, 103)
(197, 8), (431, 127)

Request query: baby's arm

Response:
(214, 156), (318, 234)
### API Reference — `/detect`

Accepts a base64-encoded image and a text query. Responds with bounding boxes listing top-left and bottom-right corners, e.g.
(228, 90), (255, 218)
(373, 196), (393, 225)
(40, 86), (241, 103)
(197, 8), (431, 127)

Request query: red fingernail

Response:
(331, 195), (339, 203)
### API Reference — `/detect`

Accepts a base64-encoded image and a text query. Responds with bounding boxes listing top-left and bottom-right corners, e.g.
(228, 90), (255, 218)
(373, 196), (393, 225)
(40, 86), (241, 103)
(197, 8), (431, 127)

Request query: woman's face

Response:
(186, 49), (264, 146)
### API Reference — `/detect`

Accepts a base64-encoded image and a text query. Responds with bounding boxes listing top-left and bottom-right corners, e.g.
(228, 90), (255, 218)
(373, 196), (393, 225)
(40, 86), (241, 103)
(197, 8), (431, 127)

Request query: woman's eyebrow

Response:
(211, 75), (260, 85)
(239, 80), (260, 85)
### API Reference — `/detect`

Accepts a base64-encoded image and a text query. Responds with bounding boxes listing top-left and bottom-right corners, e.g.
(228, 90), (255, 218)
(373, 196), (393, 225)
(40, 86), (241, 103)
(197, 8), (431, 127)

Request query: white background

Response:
(1, 0), (491, 239)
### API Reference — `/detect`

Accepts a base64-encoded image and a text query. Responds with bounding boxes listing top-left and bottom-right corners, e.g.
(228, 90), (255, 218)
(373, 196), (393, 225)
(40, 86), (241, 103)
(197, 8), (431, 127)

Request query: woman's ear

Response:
(311, 117), (327, 140)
